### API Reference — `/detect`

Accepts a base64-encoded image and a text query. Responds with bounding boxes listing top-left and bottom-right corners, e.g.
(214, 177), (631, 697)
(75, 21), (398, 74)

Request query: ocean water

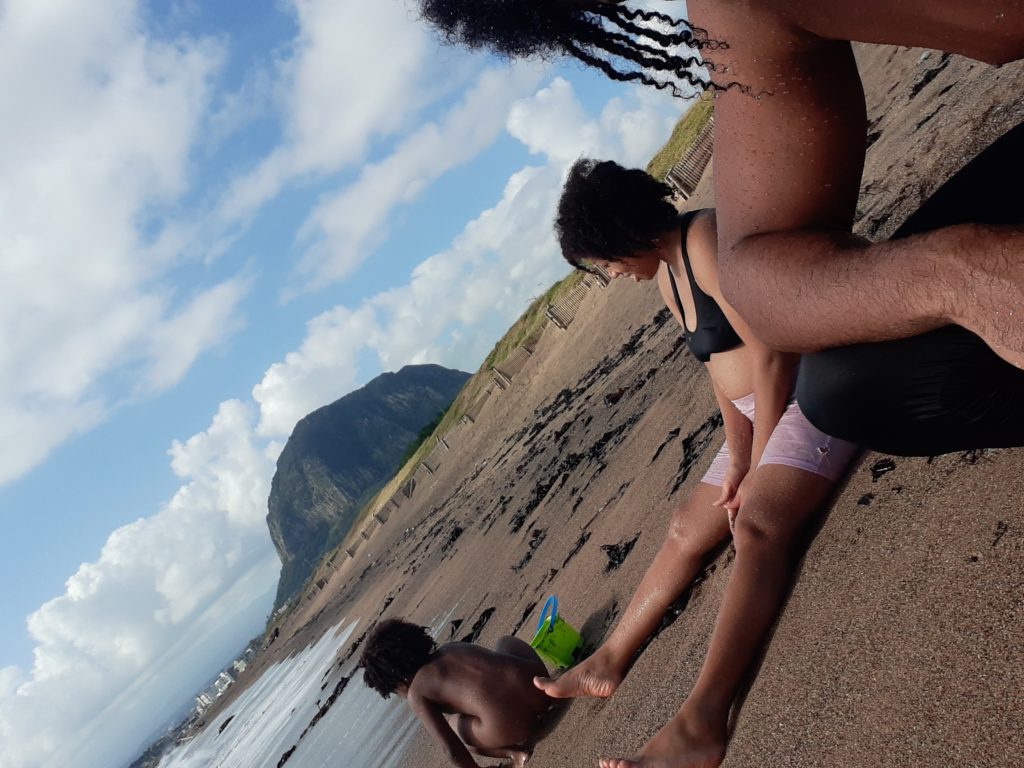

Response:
(158, 617), (429, 768)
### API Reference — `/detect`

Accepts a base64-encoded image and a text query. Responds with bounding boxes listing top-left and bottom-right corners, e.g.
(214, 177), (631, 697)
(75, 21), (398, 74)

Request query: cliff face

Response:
(266, 364), (469, 607)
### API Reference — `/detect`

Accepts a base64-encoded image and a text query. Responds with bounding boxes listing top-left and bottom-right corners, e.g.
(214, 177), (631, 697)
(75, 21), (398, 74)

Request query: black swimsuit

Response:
(667, 211), (742, 362)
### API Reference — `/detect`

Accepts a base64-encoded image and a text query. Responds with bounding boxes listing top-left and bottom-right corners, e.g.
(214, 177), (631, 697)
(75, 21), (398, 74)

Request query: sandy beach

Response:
(221, 43), (1024, 768)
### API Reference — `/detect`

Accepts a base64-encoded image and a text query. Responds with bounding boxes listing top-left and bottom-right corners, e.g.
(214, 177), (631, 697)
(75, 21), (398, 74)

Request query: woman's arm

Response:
(710, 375), (753, 509)
(685, 1), (1018, 357)
(687, 212), (800, 469)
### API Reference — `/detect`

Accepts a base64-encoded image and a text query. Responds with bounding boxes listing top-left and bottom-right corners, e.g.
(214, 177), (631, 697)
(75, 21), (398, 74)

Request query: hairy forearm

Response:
(718, 223), (1020, 353)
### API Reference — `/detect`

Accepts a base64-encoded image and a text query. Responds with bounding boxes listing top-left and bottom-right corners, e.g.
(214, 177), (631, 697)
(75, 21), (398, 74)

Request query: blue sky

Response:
(0, 2), (693, 766)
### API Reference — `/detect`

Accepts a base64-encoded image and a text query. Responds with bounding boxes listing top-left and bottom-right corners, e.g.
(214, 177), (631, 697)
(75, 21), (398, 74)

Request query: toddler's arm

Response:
(408, 691), (480, 768)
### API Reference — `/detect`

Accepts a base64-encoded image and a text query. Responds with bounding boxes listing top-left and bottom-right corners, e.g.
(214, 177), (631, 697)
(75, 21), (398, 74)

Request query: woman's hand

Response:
(722, 471), (755, 534)
(713, 463), (748, 513)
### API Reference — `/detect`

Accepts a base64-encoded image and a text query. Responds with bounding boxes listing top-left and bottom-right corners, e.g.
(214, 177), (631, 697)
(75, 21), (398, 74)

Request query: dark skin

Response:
(536, 212), (843, 768)
(545, 5), (1023, 766)
(400, 636), (551, 768)
(687, 0), (1024, 367)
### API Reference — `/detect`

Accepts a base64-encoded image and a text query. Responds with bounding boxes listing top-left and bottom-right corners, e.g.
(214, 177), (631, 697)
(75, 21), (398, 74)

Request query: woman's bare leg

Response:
(599, 465), (835, 768)
(537, 482), (730, 699)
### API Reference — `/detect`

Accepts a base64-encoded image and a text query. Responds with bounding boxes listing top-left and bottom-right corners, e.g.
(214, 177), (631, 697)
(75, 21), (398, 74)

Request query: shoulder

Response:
(686, 210), (717, 254)
(408, 659), (444, 699)
(685, 210), (720, 295)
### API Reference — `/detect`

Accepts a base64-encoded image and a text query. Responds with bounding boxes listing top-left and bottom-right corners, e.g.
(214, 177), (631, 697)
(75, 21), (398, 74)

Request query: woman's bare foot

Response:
(533, 652), (625, 699)
(597, 706), (727, 768)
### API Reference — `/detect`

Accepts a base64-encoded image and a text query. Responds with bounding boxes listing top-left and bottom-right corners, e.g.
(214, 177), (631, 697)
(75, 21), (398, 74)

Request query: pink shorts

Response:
(701, 392), (859, 486)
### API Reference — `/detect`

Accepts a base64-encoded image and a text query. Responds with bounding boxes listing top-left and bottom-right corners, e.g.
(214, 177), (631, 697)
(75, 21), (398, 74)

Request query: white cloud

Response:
(291, 63), (546, 292)
(507, 78), (602, 162)
(256, 79), (681, 426)
(0, 0), (248, 485)
(0, 401), (278, 768)
(217, 0), (473, 224)
(284, 0), (433, 170)
(143, 277), (252, 392)
(0, 400), (108, 488)
(253, 305), (381, 437)
(507, 76), (680, 167)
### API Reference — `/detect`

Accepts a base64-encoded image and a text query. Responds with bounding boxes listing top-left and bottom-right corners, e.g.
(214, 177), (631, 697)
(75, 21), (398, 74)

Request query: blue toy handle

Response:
(536, 595), (558, 634)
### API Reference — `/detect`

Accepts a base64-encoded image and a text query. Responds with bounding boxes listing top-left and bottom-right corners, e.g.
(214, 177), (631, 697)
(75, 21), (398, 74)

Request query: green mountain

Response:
(267, 364), (469, 608)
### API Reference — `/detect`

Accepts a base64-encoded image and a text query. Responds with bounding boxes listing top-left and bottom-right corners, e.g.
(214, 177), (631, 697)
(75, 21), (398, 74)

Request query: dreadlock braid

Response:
(565, 41), (679, 95)
(589, 6), (701, 50)
(416, 0), (717, 97)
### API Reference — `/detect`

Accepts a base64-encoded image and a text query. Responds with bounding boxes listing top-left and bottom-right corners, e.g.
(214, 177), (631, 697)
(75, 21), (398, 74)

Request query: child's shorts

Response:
(701, 392), (859, 486)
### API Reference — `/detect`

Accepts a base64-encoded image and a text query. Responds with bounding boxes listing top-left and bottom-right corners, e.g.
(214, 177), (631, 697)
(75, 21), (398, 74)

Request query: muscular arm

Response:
(688, 1), (1020, 358)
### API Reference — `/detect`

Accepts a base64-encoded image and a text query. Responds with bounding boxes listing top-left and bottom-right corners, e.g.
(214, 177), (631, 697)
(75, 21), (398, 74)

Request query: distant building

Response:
(232, 658), (247, 675)
(195, 691), (214, 712)
(214, 671), (235, 695)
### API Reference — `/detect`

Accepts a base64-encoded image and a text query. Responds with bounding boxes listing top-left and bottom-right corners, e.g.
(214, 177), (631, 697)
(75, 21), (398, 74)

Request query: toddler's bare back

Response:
(412, 641), (551, 724)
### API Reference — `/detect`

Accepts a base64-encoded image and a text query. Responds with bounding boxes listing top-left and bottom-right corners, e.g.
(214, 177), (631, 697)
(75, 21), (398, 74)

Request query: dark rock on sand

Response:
(600, 533), (640, 573)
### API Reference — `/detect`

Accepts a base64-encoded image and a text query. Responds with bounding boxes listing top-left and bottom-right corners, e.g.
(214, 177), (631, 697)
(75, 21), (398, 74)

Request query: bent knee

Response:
(455, 714), (479, 745)
(796, 350), (873, 442)
(732, 510), (798, 553)
(664, 515), (720, 556)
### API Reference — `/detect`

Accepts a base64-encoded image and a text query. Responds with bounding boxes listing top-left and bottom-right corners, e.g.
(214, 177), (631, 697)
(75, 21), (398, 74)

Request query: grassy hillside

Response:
(646, 97), (714, 180)
(346, 269), (586, 532)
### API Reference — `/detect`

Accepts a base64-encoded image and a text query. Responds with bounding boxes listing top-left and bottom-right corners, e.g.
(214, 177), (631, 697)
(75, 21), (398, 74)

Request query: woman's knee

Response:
(664, 508), (720, 556)
(731, 504), (798, 554)
(796, 348), (886, 444)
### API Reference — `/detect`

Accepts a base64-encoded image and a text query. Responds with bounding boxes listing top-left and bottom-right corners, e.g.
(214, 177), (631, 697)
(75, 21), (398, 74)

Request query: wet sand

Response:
(223, 44), (1024, 768)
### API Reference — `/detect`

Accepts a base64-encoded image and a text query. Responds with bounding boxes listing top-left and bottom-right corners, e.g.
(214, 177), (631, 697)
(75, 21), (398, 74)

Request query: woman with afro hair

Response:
(416, 0), (1024, 456)
(532, 158), (860, 768)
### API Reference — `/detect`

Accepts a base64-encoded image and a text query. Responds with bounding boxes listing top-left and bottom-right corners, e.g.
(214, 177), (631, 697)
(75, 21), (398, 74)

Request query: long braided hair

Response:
(359, 618), (437, 698)
(417, 0), (720, 97)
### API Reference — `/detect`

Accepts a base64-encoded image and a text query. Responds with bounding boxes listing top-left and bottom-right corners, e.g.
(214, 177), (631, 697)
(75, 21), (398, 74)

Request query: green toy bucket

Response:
(529, 595), (581, 669)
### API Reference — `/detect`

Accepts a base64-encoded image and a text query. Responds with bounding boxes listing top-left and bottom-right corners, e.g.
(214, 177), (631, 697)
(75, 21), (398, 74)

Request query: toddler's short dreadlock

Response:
(359, 618), (437, 698)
